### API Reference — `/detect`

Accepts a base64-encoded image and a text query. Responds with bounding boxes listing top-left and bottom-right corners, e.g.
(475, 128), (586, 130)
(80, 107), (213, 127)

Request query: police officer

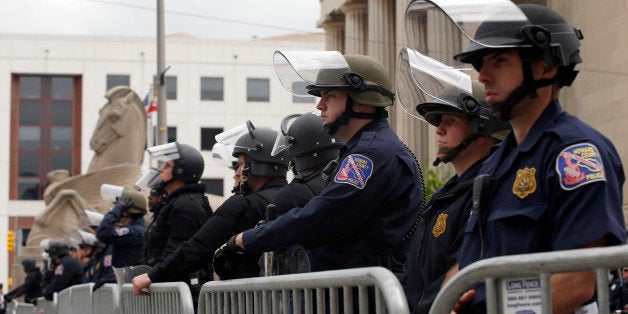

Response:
(96, 187), (148, 267)
(42, 240), (83, 300)
(215, 112), (342, 277)
(141, 141), (212, 268)
(139, 183), (166, 265)
(4, 258), (42, 305)
(406, 1), (625, 313)
(132, 125), (288, 294)
(219, 52), (424, 273)
(397, 47), (510, 313)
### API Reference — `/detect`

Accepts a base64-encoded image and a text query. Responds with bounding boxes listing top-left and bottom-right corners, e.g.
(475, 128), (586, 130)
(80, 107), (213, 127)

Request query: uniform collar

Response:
(339, 118), (389, 155)
(512, 99), (563, 153)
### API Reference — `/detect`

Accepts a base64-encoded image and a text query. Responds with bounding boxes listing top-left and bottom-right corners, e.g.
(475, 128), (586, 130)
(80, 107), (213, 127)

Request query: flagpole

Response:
(156, 0), (167, 145)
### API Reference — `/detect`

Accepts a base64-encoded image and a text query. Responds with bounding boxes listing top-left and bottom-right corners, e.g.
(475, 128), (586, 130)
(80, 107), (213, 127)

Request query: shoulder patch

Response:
(54, 264), (64, 275)
(103, 255), (112, 267)
(556, 143), (606, 190)
(114, 226), (129, 236)
(334, 154), (374, 189)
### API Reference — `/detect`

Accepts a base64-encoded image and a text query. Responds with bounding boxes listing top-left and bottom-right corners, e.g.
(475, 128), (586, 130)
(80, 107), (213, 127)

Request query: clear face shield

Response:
(134, 167), (160, 190)
(404, 0), (530, 68)
(215, 120), (263, 153)
(100, 183), (125, 203)
(273, 50), (351, 96)
(397, 46), (473, 122)
(211, 142), (237, 169)
(70, 230), (97, 247)
(147, 142), (180, 162)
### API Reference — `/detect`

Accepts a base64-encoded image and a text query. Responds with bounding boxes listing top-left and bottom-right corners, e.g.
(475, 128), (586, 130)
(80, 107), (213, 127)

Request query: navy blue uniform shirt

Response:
(458, 100), (626, 303)
(404, 159), (484, 313)
(243, 118), (424, 272)
(97, 206), (147, 268)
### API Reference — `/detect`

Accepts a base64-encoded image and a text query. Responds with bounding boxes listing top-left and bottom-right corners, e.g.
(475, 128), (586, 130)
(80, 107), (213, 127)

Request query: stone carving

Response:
(25, 86), (147, 249)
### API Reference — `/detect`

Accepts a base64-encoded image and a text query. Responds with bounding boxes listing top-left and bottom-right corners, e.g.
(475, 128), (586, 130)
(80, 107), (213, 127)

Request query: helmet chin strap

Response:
(324, 96), (388, 135)
(490, 51), (558, 121)
(432, 134), (479, 167)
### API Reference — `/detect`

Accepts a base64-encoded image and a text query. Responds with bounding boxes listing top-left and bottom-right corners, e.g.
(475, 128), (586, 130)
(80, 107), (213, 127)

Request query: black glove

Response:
(4, 295), (12, 303)
(44, 293), (54, 301)
(92, 273), (116, 291)
(212, 235), (246, 280)
(114, 196), (134, 212)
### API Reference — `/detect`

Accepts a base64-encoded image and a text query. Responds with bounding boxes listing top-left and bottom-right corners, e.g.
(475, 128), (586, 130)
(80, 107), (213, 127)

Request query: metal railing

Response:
(119, 282), (194, 314)
(92, 284), (120, 314)
(430, 244), (628, 314)
(35, 295), (57, 314)
(197, 266), (410, 314)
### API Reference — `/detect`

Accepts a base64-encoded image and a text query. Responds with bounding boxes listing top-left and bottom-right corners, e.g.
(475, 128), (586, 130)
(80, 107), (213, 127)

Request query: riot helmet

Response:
(217, 121), (289, 178)
(148, 141), (205, 183)
(274, 51), (394, 135)
(21, 258), (36, 272)
(46, 240), (70, 258)
(134, 167), (161, 190)
(397, 47), (510, 166)
(272, 112), (342, 173)
(404, 0), (583, 120)
(211, 142), (238, 170)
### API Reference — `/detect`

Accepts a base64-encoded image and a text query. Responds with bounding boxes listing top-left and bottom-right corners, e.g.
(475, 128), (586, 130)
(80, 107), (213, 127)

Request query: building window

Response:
(201, 77), (224, 101)
(247, 78), (270, 102)
(201, 127), (224, 150)
(166, 76), (177, 100)
(167, 127), (177, 143)
(201, 178), (224, 196)
(11, 75), (82, 200)
(106, 74), (130, 91)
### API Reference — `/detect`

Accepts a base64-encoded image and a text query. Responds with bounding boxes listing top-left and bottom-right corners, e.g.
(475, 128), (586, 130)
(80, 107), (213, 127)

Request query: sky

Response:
(0, 0), (322, 40)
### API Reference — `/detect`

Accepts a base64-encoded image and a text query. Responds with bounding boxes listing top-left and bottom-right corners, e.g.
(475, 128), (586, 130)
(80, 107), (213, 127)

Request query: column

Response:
(321, 20), (346, 53)
(341, 1), (368, 54)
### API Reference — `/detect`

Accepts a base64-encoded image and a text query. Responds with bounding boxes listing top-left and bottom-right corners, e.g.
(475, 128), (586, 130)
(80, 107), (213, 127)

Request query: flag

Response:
(144, 85), (158, 116)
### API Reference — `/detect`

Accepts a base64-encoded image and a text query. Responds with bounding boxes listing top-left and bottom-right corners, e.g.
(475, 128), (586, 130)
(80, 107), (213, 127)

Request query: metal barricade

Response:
(14, 302), (34, 314)
(92, 283), (120, 314)
(430, 244), (628, 314)
(34, 295), (57, 314)
(198, 266), (410, 314)
(70, 283), (94, 314)
(119, 282), (194, 314)
(56, 288), (72, 314)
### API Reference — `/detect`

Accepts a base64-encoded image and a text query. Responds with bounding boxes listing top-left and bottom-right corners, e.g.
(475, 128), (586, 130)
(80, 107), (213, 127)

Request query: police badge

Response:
(512, 167), (537, 199)
(432, 213), (448, 238)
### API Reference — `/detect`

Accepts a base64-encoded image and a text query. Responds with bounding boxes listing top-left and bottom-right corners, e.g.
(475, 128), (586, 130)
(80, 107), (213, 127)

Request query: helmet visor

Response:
(134, 167), (160, 190)
(397, 47), (472, 121)
(405, 0), (529, 68)
(147, 142), (180, 162)
(274, 50), (350, 96)
(211, 143), (237, 168)
(100, 183), (125, 203)
(271, 113), (303, 156)
(215, 121), (262, 152)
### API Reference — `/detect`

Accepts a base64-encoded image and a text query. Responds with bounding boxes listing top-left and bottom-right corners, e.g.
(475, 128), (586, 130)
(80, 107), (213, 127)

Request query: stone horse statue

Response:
(88, 86), (147, 173)
(25, 86), (147, 253)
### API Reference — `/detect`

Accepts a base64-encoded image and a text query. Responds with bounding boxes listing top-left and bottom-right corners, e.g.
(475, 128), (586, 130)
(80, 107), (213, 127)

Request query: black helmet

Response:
(148, 141), (205, 183)
(231, 122), (289, 178)
(453, 3), (582, 87)
(416, 81), (510, 141)
(272, 112), (341, 173)
(21, 258), (36, 272)
(397, 47), (511, 166)
(47, 240), (70, 258)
